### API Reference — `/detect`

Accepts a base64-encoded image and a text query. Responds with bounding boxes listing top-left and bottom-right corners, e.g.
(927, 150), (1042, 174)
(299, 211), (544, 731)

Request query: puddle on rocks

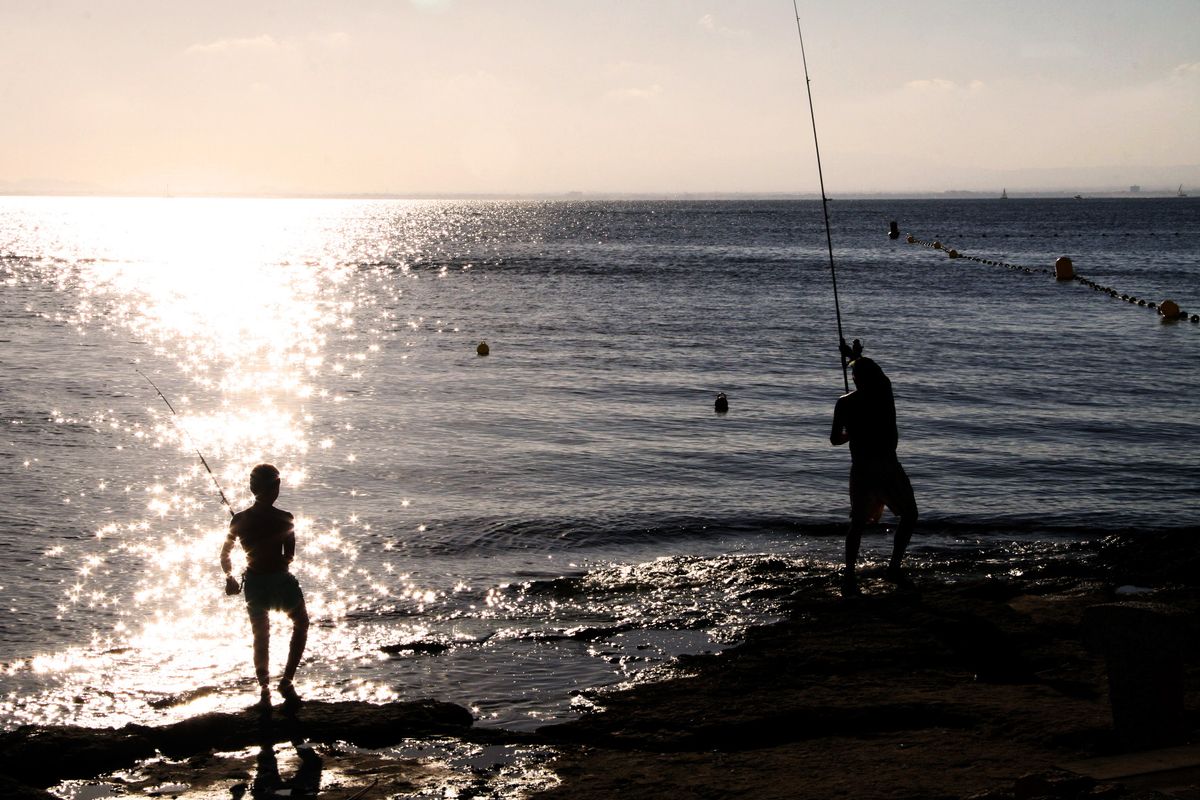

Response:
(49, 737), (560, 799)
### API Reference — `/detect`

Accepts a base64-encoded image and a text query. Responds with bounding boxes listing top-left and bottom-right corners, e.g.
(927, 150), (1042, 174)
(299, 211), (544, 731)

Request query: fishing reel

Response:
(839, 338), (864, 362)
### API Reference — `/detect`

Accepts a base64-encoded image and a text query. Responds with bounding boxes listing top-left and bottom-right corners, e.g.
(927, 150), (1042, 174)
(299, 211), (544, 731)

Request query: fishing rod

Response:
(135, 368), (234, 518)
(791, 1), (850, 393)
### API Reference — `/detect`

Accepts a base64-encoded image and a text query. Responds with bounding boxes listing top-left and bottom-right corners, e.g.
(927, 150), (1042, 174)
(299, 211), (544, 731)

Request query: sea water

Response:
(1, 196), (1198, 735)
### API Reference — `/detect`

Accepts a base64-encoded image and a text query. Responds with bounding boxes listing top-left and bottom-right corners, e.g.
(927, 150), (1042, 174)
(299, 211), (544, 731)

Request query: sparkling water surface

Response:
(1, 196), (1198, 735)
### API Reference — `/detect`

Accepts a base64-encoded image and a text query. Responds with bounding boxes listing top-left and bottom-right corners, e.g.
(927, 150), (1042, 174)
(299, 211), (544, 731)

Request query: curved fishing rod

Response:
(136, 368), (234, 518)
(791, 1), (850, 392)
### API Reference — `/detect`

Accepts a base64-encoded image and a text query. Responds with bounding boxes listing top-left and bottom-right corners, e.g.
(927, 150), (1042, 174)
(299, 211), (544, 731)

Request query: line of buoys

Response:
(901, 234), (1198, 324)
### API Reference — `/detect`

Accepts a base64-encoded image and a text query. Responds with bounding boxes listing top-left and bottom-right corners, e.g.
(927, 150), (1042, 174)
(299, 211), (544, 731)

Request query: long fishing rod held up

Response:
(136, 368), (234, 517)
(791, 1), (850, 392)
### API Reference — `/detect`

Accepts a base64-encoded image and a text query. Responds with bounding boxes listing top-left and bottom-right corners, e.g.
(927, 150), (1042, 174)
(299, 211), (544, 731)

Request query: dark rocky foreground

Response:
(0, 699), (474, 797)
(2, 531), (1198, 799)
(528, 531), (1200, 800)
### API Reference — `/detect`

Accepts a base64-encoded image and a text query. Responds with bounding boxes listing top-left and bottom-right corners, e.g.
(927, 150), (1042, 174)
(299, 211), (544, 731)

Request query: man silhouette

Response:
(830, 347), (918, 596)
(221, 464), (309, 707)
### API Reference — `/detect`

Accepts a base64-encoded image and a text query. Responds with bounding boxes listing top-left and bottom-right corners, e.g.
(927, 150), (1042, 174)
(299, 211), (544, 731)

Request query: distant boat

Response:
(1000, 188), (1008, 200)
(1073, 194), (1083, 200)
(1179, 184), (1188, 198)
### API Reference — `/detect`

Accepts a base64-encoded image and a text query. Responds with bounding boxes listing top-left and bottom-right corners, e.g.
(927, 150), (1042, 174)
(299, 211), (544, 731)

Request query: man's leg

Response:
(843, 515), (866, 595)
(886, 464), (918, 577)
(843, 467), (871, 596)
(889, 513), (916, 572)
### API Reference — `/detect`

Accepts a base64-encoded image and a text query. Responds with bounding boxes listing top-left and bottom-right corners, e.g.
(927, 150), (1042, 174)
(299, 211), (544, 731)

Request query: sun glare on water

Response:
(2, 197), (427, 728)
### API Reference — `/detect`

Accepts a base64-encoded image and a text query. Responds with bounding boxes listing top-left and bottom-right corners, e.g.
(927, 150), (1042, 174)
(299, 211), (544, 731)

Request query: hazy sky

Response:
(2, 1), (1198, 195)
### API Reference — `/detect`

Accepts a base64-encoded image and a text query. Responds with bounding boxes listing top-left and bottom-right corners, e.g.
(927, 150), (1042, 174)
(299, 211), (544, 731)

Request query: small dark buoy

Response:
(714, 392), (729, 413)
(1054, 256), (1074, 281)
(1158, 300), (1179, 318)
(947, 249), (960, 259)
(476, 341), (489, 356)
(888, 221), (900, 240)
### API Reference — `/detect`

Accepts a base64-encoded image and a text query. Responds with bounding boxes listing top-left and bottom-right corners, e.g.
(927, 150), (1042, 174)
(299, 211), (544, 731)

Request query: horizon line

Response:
(0, 188), (1192, 202)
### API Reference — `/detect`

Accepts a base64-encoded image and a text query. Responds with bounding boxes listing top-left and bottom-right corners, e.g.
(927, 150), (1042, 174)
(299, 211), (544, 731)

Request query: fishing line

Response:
(791, 2), (850, 392)
(135, 368), (234, 517)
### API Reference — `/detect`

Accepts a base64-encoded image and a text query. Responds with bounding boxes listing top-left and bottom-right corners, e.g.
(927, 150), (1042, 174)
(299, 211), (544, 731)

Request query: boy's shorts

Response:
(243, 571), (304, 614)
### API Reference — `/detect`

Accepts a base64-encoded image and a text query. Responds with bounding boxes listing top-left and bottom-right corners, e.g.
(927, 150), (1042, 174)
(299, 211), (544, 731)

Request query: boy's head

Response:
(249, 463), (281, 499)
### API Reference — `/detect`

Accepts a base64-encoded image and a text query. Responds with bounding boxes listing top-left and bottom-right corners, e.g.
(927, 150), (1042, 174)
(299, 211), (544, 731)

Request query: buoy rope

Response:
(792, 2), (849, 392)
(902, 234), (1200, 324)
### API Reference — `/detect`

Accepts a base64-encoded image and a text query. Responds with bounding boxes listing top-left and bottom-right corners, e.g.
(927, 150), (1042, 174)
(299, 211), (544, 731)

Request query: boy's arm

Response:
(284, 515), (296, 564)
(220, 531), (236, 576)
(220, 528), (241, 594)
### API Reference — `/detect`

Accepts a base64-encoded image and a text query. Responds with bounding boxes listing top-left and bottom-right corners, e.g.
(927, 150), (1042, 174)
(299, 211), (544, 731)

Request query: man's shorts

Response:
(243, 571), (305, 615)
(849, 458), (917, 524)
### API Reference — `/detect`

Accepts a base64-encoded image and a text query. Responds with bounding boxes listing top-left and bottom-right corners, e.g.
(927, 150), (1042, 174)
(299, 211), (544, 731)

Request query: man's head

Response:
(249, 463), (281, 500)
(850, 357), (889, 392)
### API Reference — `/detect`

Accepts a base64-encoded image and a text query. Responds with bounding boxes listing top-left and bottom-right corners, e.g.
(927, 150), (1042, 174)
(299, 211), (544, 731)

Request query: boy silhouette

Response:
(220, 464), (309, 707)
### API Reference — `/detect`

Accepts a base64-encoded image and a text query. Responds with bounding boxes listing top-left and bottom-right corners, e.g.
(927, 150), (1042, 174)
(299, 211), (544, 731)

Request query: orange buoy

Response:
(905, 234), (915, 244)
(933, 241), (943, 250)
(1054, 256), (1074, 281)
(1159, 299), (1180, 318)
(948, 249), (960, 259)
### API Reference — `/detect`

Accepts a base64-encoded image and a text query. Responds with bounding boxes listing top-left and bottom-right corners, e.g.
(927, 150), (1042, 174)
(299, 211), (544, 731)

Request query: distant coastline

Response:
(0, 188), (1194, 201)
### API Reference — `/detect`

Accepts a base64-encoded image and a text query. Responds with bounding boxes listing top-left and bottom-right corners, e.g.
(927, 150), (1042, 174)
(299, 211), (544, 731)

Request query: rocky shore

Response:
(0, 699), (477, 798)
(529, 531), (1200, 799)
(2, 532), (1197, 799)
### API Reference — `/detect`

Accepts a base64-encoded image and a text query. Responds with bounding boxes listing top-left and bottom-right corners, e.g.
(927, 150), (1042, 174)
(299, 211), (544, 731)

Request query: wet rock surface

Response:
(3, 531), (1197, 799)
(527, 532), (1200, 799)
(0, 699), (472, 791)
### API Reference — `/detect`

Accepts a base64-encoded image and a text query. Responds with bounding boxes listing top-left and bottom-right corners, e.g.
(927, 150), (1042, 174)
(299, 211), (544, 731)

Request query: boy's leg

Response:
(283, 601), (310, 683)
(249, 610), (272, 705)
